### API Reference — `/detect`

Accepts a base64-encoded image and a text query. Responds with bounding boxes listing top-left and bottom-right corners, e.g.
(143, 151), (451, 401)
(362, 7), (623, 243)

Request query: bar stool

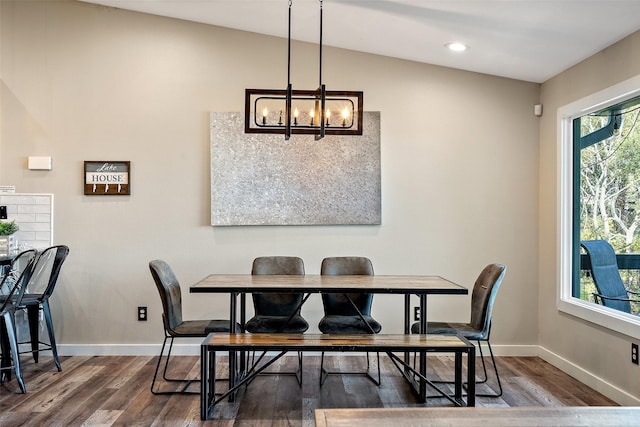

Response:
(0, 249), (38, 393)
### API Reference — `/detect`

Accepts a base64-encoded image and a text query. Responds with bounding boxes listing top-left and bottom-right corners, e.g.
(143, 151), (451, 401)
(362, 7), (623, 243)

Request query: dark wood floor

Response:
(0, 353), (617, 426)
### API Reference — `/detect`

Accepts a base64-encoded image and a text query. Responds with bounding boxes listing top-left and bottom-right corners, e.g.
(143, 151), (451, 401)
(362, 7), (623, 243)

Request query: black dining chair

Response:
(149, 259), (237, 395)
(318, 256), (382, 386)
(411, 263), (507, 397)
(0, 249), (38, 393)
(18, 245), (69, 372)
(245, 256), (308, 385)
(580, 240), (640, 314)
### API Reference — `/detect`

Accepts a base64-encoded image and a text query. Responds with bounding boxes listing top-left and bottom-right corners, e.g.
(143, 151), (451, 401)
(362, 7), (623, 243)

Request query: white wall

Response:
(539, 32), (640, 402)
(0, 1), (539, 353)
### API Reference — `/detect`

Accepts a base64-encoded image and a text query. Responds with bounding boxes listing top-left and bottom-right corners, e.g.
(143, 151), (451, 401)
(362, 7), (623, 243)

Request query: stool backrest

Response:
(26, 245), (70, 301)
(0, 249), (38, 312)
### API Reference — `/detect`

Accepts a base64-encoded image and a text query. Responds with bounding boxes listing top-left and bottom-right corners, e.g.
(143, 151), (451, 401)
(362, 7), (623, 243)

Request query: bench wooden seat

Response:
(200, 333), (475, 420)
(204, 332), (472, 351)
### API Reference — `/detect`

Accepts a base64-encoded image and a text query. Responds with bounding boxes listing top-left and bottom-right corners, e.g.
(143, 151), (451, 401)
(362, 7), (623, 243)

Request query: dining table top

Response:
(189, 274), (468, 295)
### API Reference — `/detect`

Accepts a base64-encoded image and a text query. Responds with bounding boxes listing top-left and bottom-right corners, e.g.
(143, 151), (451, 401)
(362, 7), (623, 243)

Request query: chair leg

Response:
(246, 350), (303, 387)
(475, 340), (489, 384)
(374, 352), (381, 385)
(0, 317), (11, 382)
(320, 351), (327, 385)
(161, 335), (176, 382)
(151, 335), (198, 395)
(296, 351), (303, 386)
(320, 351), (380, 386)
(1, 313), (26, 393)
(150, 335), (170, 394)
(427, 339), (503, 398)
(41, 301), (61, 372)
(474, 340), (503, 397)
(20, 302), (61, 372)
(27, 305), (40, 363)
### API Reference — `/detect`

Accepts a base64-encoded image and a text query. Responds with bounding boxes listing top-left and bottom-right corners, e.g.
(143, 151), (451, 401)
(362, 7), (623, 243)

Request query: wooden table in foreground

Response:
(314, 406), (640, 427)
(190, 274), (468, 403)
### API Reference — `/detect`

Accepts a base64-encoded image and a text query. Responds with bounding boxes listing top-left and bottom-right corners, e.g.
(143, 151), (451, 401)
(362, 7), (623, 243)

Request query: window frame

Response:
(557, 74), (640, 340)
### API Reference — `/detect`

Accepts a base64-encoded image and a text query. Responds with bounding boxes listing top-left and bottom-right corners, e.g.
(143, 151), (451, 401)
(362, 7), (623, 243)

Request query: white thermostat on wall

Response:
(28, 156), (53, 170)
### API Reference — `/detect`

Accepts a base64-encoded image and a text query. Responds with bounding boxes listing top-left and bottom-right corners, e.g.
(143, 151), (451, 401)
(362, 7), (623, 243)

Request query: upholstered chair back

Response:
(251, 256), (305, 317)
(149, 260), (183, 332)
(469, 263), (507, 337)
(320, 257), (374, 316)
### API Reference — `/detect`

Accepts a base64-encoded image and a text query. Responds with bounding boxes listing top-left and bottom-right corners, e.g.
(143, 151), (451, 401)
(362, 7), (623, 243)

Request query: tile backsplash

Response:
(0, 193), (54, 249)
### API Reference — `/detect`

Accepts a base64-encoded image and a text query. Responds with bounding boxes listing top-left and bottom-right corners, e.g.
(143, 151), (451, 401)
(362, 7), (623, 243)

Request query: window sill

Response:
(558, 297), (640, 340)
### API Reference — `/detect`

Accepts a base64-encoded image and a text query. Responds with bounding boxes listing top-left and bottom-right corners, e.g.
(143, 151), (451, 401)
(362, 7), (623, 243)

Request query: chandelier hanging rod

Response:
(244, 0), (363, 140)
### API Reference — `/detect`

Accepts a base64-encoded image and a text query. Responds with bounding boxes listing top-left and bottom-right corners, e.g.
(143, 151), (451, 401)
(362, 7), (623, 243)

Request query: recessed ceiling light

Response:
(445, 42), (468, 52)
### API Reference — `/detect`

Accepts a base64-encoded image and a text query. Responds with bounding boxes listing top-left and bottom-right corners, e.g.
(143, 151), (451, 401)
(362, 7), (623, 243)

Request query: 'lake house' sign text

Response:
(84, 161), (130, 195)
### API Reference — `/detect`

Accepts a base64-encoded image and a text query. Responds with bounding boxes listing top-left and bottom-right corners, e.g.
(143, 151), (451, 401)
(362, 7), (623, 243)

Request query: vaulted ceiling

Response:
(80, 0), (640, 83)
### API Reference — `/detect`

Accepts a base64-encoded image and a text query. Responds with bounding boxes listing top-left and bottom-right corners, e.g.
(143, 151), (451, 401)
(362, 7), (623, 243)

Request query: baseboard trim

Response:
(56, 342), (638, 404)
(58, 343), (197, 356)
(58, 343), (539, 357)
(537, 345), (640, 406)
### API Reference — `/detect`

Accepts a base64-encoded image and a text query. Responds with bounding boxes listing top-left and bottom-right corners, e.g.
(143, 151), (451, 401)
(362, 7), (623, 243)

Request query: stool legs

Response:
(42, 301), (62, 371)
(24, 301), (61, 372)
(0, 314), (26, 393)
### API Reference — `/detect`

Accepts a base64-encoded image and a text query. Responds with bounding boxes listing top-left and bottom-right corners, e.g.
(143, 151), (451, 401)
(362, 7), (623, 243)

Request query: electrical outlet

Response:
(632, 343), (639, 365)
(0, 206), (7, 219)
(138, 306), (148, 321)
(413, 306), (420, 321)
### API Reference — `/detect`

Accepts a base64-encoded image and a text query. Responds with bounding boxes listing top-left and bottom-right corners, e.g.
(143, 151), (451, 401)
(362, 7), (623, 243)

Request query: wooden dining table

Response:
(190, 274), (468, 402)
(189, 274), (467, 330)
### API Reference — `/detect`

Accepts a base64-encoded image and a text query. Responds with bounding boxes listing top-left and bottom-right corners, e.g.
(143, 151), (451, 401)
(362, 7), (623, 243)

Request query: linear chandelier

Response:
(244, 0), (364, 140)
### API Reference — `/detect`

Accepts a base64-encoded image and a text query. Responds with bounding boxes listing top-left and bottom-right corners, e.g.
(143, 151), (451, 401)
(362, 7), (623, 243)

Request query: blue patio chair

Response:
(580, 240), (640, 314)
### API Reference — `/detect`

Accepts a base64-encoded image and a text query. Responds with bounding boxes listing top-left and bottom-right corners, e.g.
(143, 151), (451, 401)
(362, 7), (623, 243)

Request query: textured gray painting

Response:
(210, 112), (381, 226)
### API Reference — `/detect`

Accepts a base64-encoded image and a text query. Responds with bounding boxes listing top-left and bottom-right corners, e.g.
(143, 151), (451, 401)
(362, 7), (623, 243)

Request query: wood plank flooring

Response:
(0, 353), (617, 426)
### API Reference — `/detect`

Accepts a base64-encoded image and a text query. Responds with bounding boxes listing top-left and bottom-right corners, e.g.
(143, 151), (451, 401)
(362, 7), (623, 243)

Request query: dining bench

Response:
(200, 332), (475, 420)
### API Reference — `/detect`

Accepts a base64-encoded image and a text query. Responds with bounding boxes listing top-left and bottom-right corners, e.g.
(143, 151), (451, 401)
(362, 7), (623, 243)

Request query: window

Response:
(558, 75), (640, 339)
(574, 96), (640, 311)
